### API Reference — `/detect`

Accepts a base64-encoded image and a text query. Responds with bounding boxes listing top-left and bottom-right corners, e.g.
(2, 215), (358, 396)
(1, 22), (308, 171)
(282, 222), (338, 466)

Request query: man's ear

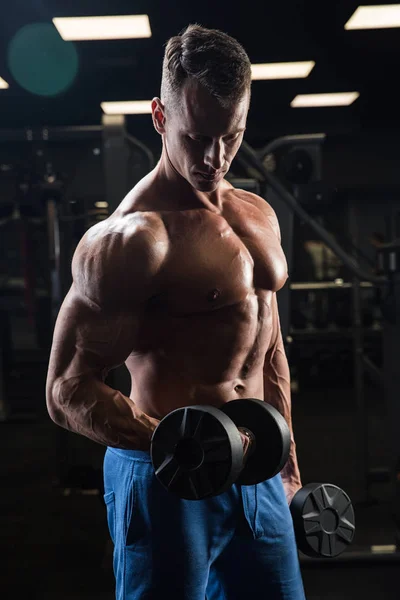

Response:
(152, 98), (166, 135)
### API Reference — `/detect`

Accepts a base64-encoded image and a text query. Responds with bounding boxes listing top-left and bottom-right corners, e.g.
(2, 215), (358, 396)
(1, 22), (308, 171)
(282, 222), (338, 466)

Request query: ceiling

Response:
(0, 1), (399, 150)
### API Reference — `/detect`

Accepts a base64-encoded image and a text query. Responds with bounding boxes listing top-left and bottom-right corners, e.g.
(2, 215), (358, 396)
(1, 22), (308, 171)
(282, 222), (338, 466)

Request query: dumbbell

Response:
(150, 398), (291, 501)
(290, 483), (356, 558)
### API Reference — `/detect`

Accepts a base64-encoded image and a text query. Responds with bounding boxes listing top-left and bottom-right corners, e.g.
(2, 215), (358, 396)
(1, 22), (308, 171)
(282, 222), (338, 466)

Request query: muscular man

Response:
(46, 24), (305, 600)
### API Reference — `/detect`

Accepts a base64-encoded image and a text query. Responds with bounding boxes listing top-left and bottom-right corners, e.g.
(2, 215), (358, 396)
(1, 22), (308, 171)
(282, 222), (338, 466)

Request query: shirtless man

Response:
(46, 24), (305, 600)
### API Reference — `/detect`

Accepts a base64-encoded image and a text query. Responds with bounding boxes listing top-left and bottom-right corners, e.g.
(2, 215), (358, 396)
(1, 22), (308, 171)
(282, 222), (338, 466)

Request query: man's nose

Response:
(204, 140), (224, 171)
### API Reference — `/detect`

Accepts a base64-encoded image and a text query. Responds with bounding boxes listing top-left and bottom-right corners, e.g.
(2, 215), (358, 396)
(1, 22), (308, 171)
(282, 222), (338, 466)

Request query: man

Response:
(46, 24), (305, 599)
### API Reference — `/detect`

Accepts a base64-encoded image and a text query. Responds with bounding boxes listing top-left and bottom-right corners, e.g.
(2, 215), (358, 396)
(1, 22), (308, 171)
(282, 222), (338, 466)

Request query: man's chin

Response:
(191, 172), (222, 191)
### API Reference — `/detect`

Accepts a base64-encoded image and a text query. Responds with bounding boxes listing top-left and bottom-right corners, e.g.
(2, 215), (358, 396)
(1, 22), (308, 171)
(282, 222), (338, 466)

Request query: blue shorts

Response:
(103, 447), (305, 600)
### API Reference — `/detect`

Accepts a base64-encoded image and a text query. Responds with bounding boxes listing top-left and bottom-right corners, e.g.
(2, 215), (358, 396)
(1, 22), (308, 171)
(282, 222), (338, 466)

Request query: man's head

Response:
(152, 24), (252, 191)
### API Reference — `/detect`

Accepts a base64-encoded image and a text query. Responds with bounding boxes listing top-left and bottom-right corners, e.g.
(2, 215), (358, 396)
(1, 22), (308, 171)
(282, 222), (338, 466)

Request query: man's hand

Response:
(238, 428), (254, 461)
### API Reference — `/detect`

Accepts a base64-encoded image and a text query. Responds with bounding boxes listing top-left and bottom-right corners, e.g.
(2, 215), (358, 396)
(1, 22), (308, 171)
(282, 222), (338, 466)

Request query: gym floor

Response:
(1, 338), (399, 599)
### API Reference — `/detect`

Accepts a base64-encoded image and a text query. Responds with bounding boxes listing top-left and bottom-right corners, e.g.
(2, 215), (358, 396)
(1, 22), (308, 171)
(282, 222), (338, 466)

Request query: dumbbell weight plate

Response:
(151, 405), (244, 500)
(221, 399), (291, 486)
(290, 483), (356, 558)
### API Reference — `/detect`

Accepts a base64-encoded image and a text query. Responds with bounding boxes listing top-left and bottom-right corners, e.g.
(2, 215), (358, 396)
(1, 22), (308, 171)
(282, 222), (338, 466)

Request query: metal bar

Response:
(239, 140), (385, 286)
(290, 281), (374, 291)
(43, 125), (103, 135)
(43, 126), (103, 141)
(0, 125), (103, 143)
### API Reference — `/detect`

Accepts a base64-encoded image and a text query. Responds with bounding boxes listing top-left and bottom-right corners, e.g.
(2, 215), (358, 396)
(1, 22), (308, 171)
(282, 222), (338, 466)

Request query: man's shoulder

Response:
(229, 186), (281, 240)
(81, 209), (167, 254)
(230, 186), (275, 215)
(72, 211), (168, 306)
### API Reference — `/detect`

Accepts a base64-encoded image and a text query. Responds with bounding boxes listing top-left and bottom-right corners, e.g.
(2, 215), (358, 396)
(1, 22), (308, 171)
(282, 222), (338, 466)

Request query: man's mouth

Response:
(198, 172), (220, 181)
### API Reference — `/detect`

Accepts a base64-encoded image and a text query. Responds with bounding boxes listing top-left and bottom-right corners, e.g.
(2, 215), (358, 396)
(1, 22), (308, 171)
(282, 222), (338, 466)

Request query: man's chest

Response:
(159, 207), (287, 313)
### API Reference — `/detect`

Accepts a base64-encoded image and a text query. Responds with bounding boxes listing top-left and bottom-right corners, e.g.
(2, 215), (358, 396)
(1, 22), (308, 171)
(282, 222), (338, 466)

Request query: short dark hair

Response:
(161, 24), (252, 111)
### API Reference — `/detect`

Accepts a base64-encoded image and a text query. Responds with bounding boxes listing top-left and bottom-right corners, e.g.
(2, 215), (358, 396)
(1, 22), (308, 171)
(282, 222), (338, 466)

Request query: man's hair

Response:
(161, 24), (252, 111)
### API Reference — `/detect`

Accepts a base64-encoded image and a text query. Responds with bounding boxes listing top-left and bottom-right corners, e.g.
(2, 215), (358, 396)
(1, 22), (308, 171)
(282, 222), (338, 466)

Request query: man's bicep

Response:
(47, 285), (140, 385)
(52, 219), (166, 381)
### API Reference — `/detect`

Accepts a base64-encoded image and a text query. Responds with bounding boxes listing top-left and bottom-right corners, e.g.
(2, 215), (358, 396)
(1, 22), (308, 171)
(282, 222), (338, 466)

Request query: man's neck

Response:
(154, 146), (226, 213)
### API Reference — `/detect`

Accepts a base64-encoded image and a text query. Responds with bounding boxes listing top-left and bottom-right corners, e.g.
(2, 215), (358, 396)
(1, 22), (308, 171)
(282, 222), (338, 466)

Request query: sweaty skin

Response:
(46, 79), (301, 502)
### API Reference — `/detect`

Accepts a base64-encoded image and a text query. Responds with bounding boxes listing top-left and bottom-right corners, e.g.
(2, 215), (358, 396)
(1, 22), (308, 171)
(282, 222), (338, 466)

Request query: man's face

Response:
(157, 79), (249, 192)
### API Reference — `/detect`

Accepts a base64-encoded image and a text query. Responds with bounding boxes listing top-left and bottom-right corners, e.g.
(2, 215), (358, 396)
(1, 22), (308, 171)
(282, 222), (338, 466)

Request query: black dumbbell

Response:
(150, 398), (291, 500)
(290, 483), (356, 558)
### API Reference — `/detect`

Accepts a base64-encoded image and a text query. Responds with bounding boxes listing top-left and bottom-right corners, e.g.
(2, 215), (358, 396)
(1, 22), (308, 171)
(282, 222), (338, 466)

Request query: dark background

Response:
(1, 2), (400, 599)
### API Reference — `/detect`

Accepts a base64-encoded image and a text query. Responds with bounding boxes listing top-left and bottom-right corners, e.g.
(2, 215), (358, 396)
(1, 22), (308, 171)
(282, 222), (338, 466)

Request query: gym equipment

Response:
(221, 399), (291, 485)
(290, 483), (356, 558)
(150, 399), (290, 500)
(151, 405), (243, 500)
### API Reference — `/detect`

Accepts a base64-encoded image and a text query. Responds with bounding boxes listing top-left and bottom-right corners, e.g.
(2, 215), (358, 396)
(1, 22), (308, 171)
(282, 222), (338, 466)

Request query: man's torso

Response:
(97, 177), (287, 418)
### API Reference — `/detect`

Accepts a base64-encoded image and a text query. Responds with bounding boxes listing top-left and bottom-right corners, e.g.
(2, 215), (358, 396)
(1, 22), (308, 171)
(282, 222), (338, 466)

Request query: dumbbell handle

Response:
(237, 426), (256, 460)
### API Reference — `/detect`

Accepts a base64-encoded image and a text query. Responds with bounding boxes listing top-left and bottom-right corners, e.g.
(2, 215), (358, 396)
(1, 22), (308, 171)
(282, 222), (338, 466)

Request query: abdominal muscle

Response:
(124, 294), (272, 419)
(127, 360), (265, 420)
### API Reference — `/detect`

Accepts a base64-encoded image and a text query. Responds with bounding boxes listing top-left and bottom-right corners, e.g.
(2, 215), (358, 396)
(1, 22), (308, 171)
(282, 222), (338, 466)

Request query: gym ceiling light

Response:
(291, 92), (360, 107)
(251, 61), (315, 80)
(345, 4), (400, 30)
(53, 15), (152, 41)
(101, 101), (153, 115)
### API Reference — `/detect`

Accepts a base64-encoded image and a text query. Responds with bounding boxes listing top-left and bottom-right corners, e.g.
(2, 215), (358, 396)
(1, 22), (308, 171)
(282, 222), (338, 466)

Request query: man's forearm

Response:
(263, 336), (302, 488)
(47, 375), (159, 450)
(264, 384), (302, 487)
(280, 439), (301, 487)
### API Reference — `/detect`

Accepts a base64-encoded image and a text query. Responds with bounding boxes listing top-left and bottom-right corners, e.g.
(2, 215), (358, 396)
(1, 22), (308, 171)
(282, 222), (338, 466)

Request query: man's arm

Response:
(263, 293), (302, 502)
(46, 216), (167, 450)
(247, 193), (302, 499)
